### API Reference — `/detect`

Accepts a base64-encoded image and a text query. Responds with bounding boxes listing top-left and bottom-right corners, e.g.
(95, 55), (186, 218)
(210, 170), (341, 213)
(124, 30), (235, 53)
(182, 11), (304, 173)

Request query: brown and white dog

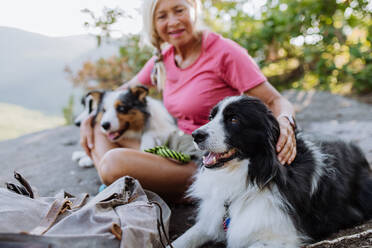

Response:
(72, 86), (177, 167)
(98, 86), (177, 149)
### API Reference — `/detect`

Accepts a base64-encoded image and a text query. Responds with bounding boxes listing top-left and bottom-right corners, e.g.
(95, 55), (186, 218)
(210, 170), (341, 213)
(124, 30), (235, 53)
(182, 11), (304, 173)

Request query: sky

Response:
(2, 0), (371, 38)
(0, 0), (143, 37)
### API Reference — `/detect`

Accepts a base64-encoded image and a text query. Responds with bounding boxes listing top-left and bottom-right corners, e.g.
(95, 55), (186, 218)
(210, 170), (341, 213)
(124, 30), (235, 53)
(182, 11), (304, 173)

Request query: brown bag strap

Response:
(148, 201), (174, 248)
(5, 171), (35, 199)
(28, 198), (72, 235)
(27, 193), (89, 235)
(14, 171), (34, 199)
(70, 193), (89, 209)
(110, 223), (122, 241)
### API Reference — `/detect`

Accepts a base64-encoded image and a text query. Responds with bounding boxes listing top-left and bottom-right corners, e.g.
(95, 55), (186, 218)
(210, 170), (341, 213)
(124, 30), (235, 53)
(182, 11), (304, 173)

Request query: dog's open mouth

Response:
(203, 148), (237, 168)
(107, 122), (130, 141)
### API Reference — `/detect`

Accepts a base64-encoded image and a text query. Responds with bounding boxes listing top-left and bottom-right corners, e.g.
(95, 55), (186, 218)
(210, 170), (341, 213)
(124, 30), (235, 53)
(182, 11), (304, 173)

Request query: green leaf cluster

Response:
(204, 0), (372, 94)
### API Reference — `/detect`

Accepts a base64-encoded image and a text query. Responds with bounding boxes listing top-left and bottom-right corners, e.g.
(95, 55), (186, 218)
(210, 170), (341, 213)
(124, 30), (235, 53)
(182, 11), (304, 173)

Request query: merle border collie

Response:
(72, 90), (105, 167)
(74, 90), (105, 127)
(171, 95), (372, 248)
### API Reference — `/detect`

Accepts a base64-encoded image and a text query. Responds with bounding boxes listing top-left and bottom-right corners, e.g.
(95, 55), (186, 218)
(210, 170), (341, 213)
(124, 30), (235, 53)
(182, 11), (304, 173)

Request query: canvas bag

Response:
(0, 173), (171, 248)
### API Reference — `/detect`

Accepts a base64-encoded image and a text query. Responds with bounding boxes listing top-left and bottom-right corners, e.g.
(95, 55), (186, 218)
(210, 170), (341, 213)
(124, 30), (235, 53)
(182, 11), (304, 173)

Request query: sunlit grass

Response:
(0, 103), (65, 141)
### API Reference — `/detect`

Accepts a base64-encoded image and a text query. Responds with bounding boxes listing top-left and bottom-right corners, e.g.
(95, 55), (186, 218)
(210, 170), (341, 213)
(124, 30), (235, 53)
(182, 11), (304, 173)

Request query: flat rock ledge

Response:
(0, 90), (371, 247)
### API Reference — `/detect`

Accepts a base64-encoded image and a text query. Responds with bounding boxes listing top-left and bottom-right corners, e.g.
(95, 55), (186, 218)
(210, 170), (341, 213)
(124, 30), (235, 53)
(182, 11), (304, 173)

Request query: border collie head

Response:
(192, 95), (282, 188)
(74, 90), (105, 127)
(100, 86), (150, 141)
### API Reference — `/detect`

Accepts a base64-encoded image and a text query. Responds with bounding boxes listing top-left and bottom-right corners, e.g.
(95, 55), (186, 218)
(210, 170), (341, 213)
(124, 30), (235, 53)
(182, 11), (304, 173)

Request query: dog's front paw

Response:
(72, 151), (86, 162)
(72, 151), (94, 168)
(78, 156), (94, 168)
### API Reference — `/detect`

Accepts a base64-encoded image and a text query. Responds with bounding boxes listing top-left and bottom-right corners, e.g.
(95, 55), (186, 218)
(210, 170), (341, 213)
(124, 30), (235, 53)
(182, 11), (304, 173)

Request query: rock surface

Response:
(0, 90), (371, 247)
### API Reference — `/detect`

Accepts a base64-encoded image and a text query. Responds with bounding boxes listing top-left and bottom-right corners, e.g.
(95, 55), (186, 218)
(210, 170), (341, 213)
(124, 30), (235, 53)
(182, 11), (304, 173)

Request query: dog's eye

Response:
(117, 105), (128, 113)
(102, 108), (106, 113)
(229, 116), (238, 124)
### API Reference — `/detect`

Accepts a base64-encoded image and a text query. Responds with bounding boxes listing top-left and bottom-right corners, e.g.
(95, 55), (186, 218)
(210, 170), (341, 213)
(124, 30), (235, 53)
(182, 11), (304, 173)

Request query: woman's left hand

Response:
(276, 116), (296, 165)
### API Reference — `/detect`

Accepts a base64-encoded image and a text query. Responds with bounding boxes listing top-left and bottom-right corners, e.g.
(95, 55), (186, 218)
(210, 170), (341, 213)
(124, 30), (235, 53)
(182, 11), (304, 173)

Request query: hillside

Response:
(0, 26), (119, 115)
(0, 103), (64, 141)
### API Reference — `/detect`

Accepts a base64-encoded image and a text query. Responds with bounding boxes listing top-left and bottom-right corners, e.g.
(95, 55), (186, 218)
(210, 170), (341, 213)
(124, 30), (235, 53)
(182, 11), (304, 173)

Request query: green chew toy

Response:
(144, 145), (191, 164)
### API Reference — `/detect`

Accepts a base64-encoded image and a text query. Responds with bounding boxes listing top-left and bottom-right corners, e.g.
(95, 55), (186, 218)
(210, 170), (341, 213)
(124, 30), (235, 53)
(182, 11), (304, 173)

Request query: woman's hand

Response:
(276, 116), (296, 165)
(243, 81), (296, 165)
(80, 114), (95, 158)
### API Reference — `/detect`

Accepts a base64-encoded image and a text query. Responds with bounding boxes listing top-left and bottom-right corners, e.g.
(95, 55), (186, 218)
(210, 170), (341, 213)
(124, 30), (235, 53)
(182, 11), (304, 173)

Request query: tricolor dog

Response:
(171, 95), (372, 248)
(98, 86), (177, 150)
(72, 86), (177, 167)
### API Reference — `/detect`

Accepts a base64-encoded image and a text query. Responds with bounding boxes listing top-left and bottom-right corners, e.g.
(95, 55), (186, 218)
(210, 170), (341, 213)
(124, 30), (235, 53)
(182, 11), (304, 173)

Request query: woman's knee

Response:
(99, 148), (134, 185)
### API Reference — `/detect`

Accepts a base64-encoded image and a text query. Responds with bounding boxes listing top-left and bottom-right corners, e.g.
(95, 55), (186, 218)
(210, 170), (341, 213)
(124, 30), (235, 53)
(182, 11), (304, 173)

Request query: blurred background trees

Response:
(206, 0), (372, 95)
(65, 7), (153, 91)
(67, 0), (372, 96)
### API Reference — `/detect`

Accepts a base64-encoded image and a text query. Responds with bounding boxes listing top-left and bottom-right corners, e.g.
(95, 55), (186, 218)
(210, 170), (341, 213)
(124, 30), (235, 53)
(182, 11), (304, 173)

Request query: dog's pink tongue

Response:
(108, 132), (119, 140)
(203, 152), (219, 165)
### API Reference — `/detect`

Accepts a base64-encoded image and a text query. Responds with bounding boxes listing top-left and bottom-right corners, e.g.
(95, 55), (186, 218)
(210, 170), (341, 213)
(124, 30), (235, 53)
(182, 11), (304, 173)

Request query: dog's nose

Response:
(192, 130), (208, 144)
(74, 121), (81, 127)
(101, 122), (111, 130)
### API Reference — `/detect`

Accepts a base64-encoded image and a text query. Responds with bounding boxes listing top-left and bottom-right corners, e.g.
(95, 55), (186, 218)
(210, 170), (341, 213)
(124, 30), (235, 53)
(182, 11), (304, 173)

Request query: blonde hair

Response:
(141, 0), (203, 91)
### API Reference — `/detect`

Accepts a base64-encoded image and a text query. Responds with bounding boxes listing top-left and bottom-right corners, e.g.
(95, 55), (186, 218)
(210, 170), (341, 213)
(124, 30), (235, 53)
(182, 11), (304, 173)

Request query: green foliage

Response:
(62, 95), (74, 125)
(119, 35), (153, 73)
(203, 0), (372, 94)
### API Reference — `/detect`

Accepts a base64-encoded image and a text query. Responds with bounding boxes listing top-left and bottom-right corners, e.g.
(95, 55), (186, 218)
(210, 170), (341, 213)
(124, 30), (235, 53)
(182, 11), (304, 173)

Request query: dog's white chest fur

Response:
(139, 97), (177, 150)
(173, 160), (301, 248)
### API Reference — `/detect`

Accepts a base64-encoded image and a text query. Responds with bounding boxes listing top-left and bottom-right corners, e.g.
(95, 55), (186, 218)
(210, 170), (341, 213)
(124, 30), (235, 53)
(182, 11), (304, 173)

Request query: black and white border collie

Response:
(72, 86), (177, 167)
(72, 90), (105, 167)
(74, 90), (105, 127)
(171, 95), (372, 248)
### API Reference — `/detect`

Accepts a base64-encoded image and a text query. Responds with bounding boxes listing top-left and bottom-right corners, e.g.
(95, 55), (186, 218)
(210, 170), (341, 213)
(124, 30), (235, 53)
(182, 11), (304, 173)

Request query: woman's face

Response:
(154, 0), (196, 49)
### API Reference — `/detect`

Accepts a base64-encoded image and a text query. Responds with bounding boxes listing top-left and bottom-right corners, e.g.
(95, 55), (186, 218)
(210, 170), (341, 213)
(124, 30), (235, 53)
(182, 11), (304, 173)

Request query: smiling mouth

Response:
(169, 29), (185, 35)
(202, 148), (238, 169)
(107, 122), (130, 141)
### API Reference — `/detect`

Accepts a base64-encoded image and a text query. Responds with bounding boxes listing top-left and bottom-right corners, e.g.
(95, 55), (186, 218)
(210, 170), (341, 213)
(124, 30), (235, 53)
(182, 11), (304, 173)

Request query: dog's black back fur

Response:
(282, 137), (372, 240)
(218, 96), (372, 241)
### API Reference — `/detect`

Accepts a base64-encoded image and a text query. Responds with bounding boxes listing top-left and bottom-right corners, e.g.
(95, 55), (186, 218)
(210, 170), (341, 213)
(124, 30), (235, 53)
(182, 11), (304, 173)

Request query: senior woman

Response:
(80, 0), (297, 201)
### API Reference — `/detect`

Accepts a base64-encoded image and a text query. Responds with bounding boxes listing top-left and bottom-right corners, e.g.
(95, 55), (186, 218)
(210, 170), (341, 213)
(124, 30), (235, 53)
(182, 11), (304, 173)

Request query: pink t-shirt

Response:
(137, 31), (266, 134)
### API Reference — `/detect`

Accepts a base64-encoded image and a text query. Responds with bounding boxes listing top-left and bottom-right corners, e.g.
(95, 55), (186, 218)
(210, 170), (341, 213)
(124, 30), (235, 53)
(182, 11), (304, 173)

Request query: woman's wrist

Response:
(277, 113), (297, 131)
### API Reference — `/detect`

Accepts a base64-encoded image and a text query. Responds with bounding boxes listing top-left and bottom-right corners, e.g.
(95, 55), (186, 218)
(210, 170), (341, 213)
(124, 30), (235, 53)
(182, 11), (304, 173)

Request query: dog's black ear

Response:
(248, 112), (283, 189)
(129, 85), (149, 102)
(250, 152), (281, 189)
(85, 90), (106, 127)
(87, 90), (105, 113)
